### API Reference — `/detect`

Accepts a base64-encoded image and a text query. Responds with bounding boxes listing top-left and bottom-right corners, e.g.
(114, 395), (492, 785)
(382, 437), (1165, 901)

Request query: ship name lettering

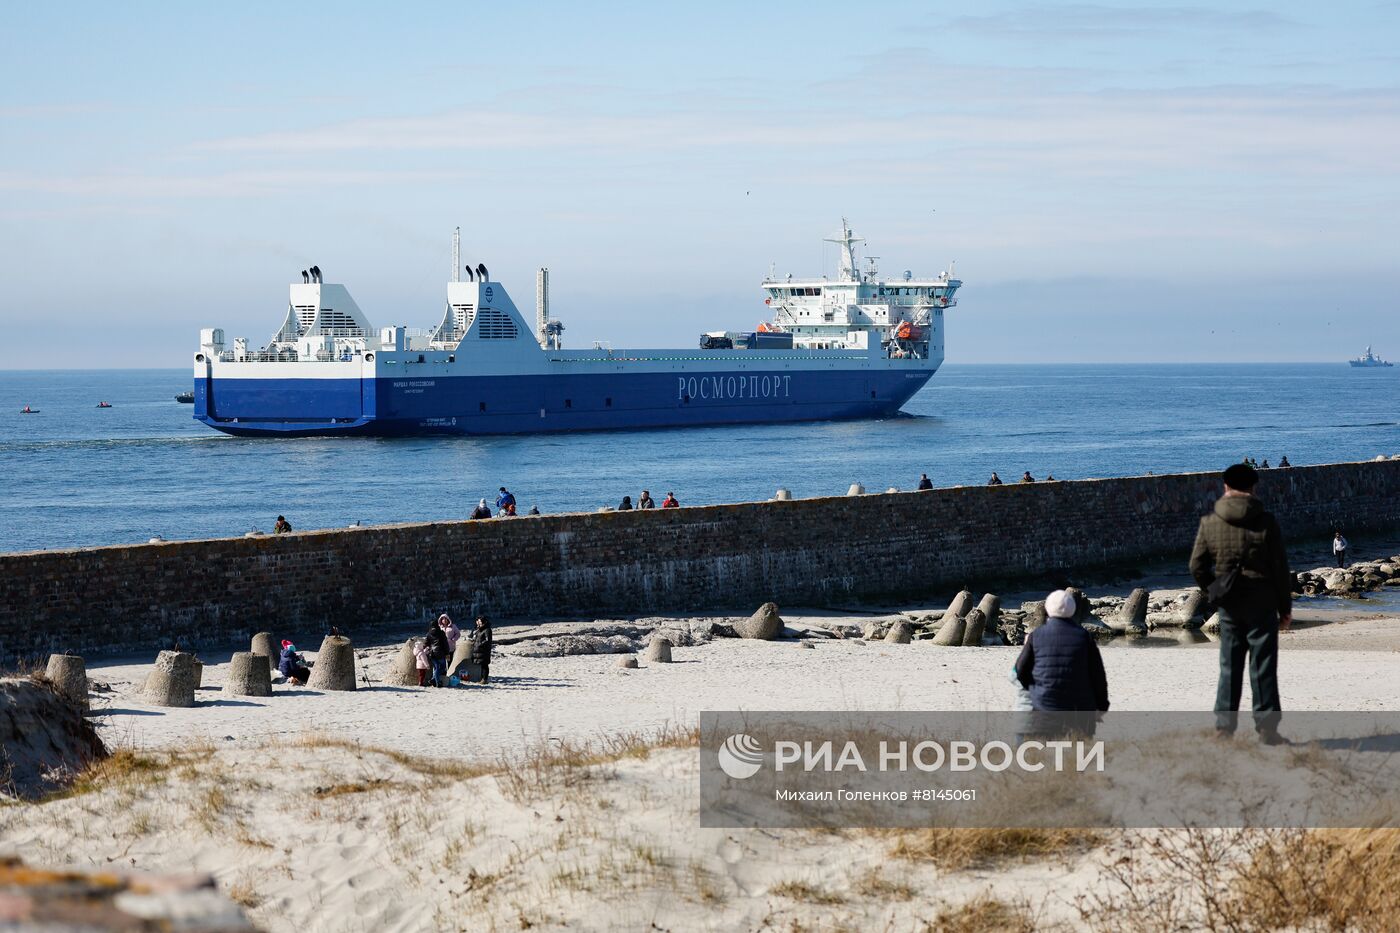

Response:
(677, 374), (791, 402)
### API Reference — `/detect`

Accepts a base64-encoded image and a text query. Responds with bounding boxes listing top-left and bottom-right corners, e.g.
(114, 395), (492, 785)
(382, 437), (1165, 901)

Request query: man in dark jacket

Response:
(1189, 462), (1291, 741)
(424, 621), (452, 687)
(470, 616), (493, 684)
(1014, 589), (1109, 737)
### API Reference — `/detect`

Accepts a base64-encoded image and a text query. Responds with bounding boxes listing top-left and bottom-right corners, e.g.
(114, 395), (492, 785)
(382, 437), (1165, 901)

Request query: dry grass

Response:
(43, 749), (166, 801)
(770, 879), (848, 905)
(852, 868), (914, 901)
(881, 827), (1103, 871)
(1078, 827), (1400, 933)
(926, 894), (1037, 933)
(311, 777), (405, 798)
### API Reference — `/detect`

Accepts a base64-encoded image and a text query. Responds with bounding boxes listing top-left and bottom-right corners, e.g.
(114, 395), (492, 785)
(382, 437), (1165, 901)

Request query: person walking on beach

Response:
(273, 515), (292, 534)
(988, 473), (1002, 486)
(917, 473), (933, 490)
(496, 487), (517, 516)
(662, 491), (680, 508)
(1189, 462), (1292, 743)
(470, 499), (492, 520)
(278, 640), (311, 685)
(638, 490), (656, 509)
(424, 619), (451, 687)
(1333, 530), (1349, 568)
(618, 495), (634, 510)
(1013, 589), (1109, 737)
(470, 616), (493, 684)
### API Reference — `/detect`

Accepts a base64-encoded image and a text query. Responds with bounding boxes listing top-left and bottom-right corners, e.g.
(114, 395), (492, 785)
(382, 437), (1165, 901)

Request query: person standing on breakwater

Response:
(471, 616), (493, 684)
(662, 491), (679, 508)
(1279, 455), (1291, 468)
(917, 473), (933, 490)
(1013, 589), (1109, 737)
(639, 490), (656, 509)
(618, 495), (634, 510)
(1333, 530), (1349, 568)
(424, 619), (451, 687)
(470, 499), (492, 520)
(496, 487), (517, 516)
(988, 473), (1002, 486)
(1020, 471), (1036, 483)
(273, 515), (292, 534)
(1189, 462), (1291, 744)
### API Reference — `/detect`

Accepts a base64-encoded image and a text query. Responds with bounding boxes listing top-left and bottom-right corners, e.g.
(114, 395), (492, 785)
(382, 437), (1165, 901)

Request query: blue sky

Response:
(2, 1), (1397, 367)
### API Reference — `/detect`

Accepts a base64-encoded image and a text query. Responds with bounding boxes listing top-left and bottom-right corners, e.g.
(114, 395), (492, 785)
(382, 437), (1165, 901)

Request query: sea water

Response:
(1, 364), (1396, 552)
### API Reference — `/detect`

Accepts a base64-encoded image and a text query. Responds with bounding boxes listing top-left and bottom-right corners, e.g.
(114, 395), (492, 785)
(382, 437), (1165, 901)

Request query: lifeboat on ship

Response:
(895, 321), (923, 341)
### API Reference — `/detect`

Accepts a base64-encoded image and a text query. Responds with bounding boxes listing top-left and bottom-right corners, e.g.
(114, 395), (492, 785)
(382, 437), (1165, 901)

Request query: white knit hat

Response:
(1045, 589), (1077, 619)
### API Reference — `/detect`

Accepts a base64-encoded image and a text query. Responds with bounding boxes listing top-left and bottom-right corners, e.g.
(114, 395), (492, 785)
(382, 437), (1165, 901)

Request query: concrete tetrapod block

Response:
(250, 632), (278, 661)
(222, 652), (272, 698)
(643, 636), (674, 662)
(306, 635), (357, 691)
(1065, 587), (1092, 623)
(1119, 588), (1150, 636)
(883, 621), (913, 644)
(735, 602), (783, 640)
(1024, 601), (1048, 633)
(44, 654), (88, 711)
(944, 590), (975, 621)
(960, 608), (987, 646)
(975, 594), (1001, 630)
(1152, 590), (1209, 629)
(143, 651), (198, 708)
(932, 614), (966, 646)
(384, 639), (420, 687)
(616, 655), (639, 670)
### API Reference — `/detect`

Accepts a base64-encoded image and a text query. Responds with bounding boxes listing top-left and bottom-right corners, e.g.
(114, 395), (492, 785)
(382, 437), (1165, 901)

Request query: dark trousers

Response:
(429, 658), (447, 687)
(1214, 603), (1281, 734)
(479, 662), (489, 684)
(1336, 551), (1346, 568)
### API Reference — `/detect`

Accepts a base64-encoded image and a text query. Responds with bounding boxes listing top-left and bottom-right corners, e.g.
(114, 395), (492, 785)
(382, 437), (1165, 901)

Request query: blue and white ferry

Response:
(192, 221), (962, 436)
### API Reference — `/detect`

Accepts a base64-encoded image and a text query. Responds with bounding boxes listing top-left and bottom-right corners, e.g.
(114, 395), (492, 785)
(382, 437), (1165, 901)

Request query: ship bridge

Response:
(757, 219), (961, 359)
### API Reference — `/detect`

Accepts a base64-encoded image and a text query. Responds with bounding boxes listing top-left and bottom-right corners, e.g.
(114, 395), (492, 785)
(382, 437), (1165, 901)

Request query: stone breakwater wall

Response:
(3, 459), (1398, 659)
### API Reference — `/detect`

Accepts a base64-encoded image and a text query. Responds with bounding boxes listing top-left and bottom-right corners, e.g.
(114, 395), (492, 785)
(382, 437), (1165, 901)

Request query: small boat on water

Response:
(97, 401), (113, 408)
(175, 391), (194, 403)
(20, 406), (38, 414)
(1350, 346), (1393, 368)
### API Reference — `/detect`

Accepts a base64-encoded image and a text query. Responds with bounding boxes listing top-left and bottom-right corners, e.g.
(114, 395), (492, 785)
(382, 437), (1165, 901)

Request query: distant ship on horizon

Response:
(1349, 346), (1393, 368)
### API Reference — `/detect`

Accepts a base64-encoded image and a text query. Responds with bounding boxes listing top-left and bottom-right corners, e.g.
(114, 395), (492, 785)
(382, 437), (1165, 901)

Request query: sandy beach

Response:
(2, 591), (1396, 931)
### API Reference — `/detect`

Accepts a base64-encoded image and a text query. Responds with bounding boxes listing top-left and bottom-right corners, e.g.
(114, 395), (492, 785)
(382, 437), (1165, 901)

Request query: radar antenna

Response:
(823, 217), (865, 282)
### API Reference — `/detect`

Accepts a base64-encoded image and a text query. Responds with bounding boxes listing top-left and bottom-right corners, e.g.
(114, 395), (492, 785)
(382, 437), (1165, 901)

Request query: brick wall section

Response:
(2, 460), (1397, 659)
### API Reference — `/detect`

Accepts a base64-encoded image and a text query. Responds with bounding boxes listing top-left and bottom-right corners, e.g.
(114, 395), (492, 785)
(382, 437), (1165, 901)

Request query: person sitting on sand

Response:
(469, 499), (492, 520)
(1014, 589), (1109, 737)
(278, 640), (311, 685)
(470, 616), (494, 685)
(662, 492), (679, 508)
(438, 613), (460, 652)
(273, 515), (292, 534)
(424, 620), (451, 688)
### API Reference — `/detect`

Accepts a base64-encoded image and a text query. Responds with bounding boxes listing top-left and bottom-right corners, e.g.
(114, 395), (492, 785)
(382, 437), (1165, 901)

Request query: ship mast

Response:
(451, 226), (460, 283)
(824, 217), (865, 282)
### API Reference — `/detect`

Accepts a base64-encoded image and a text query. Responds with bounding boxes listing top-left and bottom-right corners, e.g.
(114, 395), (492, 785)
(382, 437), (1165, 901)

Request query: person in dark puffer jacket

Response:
(470, 616), (493, 685)
(1014, 589), (1109, 737)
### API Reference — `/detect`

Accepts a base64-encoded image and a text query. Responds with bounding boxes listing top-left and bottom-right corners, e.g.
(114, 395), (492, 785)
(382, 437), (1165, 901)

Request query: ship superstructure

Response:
(1349, 346), (1393, 368)
(192, 221), (963, 437)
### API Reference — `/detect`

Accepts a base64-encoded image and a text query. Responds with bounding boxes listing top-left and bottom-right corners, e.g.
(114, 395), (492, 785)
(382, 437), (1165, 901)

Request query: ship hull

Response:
(195, 367), (935, 437)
